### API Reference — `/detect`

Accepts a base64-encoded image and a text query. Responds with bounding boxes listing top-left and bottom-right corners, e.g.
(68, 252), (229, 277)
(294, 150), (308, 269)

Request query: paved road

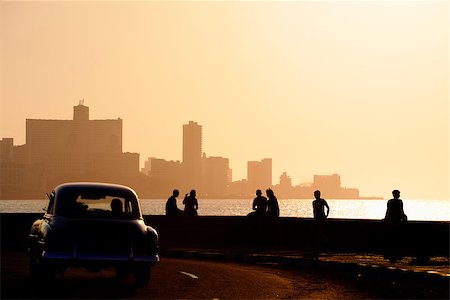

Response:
(1, 251), (381, 299)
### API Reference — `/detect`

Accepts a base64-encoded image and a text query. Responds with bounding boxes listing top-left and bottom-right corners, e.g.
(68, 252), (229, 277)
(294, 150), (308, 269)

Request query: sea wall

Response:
(1, 213), (448, 256)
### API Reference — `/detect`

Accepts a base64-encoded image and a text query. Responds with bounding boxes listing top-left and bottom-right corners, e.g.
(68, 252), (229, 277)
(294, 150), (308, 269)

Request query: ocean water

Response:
(0, 198), (449, 221)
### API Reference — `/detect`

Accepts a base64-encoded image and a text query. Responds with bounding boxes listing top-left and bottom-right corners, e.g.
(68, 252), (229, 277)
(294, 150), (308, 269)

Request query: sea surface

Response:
(0, 198), (449, 221)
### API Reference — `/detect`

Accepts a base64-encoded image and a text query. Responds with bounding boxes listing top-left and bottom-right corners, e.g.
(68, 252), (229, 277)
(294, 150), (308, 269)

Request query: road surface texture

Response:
(2, 250), (448, 299)
(1, 250), (379, 299)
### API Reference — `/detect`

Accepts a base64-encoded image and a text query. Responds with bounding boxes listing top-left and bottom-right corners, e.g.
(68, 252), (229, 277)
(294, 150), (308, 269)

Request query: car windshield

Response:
(55, 187), (140, 219)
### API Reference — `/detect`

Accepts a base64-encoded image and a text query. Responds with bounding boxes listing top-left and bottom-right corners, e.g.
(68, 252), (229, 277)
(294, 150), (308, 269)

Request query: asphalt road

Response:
(0, 251), (386, 299)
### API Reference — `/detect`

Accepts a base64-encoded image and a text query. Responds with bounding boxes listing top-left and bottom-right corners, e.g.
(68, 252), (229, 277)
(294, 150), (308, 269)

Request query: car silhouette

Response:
(28, 182), (159, 285)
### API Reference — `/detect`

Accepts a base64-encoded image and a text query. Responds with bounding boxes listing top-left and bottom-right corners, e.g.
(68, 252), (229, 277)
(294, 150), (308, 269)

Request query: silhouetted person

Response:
(165, 189), (183, 216)
(266, 188), (280, 217)
(251, 189), (268, 215)
(312, 190), (329, 221)
(383, 189), (407, 262)
(384, 190), (407, 223)
(246, 189), (268, 240)
(111, 198), (123, 214)
(66, 197), (87, 215)
(312, 190), (329, 248)
(183, 190), (198, 216)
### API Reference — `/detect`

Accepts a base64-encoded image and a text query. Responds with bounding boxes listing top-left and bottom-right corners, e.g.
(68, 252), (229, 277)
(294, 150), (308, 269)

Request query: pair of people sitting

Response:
(165, 189), (198, 216)
(249, 189), (280, 217)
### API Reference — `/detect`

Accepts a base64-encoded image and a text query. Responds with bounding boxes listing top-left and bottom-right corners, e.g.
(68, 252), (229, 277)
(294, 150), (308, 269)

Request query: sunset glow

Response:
(0, 1), (448, 199)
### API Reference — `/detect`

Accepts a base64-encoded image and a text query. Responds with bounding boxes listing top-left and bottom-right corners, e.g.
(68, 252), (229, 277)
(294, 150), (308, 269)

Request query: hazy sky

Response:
(1, 1), (448, 199)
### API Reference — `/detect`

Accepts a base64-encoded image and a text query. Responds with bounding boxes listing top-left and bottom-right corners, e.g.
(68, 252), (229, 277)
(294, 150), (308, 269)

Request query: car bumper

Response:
(42, 251), (160, 264)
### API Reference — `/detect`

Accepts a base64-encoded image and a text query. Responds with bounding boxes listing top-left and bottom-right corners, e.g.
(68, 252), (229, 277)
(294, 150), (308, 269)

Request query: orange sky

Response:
(0, 1), (448, 199)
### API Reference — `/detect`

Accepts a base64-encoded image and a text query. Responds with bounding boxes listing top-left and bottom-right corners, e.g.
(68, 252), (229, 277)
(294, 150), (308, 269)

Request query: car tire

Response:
(115, 265), (131, 280)
(134, 264), (151, 286)
(29, 255), (55, 281)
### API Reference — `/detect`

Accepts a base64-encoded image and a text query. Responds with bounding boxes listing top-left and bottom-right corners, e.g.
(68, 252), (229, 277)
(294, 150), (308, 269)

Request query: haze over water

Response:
(1, 1), (448, 200)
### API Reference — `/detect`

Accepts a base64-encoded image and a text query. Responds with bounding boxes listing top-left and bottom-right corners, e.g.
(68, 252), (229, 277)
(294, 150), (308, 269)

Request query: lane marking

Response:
(180, 271), (199, 279)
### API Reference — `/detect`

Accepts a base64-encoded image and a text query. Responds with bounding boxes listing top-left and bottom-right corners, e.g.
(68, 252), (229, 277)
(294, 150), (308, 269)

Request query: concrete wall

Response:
(2, 213), (448, 256)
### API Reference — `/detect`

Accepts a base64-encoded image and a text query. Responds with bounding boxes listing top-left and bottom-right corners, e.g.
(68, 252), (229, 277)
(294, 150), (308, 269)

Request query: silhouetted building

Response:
(312, 174), (359, 198)
(275, 171), (295, 198)
(0, 103), (140, 198)
(0, 138), (29, 198)
(141, 157), (155, 176)
(1, 109), (369, 199)
(247, 158), (272, 192)
(228, 179), (250, 198)
(147, 158), (182, 182)
(279, 172), (292, 189)
(313, 174), (340, 198)
(0, 138), (14, 163)
(203, 155), (231, 197)
(0, 139), (22, 198)
(339, 187), (360, 198)
(182, 121), (202, 191)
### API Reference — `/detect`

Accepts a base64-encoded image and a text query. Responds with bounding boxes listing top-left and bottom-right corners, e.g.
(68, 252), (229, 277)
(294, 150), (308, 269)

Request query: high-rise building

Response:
(182, 121), (203, 191)
(203, 156), (231, 197)
(24, 103), (138, 191)
(247, 158), (272, 192)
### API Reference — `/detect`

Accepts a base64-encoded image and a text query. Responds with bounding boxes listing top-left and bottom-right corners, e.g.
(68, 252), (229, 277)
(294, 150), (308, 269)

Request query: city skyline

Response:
(1, 1), (448, 199)
(0, 103), (361, 199)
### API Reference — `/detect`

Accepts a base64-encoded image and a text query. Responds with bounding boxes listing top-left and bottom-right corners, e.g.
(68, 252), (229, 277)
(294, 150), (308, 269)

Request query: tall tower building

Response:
(182, 121), (203, 191)
(73, 102), (89, 121)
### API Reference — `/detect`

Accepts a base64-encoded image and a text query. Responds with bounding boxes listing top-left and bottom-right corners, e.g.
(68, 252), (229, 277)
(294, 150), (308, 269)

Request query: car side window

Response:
(47, 192), (55, 215)
(124, 199), (132, 214)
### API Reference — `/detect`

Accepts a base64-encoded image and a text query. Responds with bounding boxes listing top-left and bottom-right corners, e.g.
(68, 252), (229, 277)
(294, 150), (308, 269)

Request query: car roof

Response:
(53, 182), (138, 198)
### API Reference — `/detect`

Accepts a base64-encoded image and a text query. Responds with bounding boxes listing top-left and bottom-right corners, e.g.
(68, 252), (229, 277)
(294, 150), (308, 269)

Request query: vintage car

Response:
(28, 182), (159, 285)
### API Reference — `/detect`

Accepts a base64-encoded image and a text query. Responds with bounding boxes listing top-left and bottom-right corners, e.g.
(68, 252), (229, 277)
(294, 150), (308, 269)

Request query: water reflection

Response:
(0, 199), (448, 221)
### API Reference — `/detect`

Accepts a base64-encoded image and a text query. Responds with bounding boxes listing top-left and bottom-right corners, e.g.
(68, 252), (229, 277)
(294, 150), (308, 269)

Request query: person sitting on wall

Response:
(165, 189), (183, 216)
(183, 190), (199, 216)
(266, 188), (280, 218)
(247, 189), (268, 217)
(384, 190), (407, 223)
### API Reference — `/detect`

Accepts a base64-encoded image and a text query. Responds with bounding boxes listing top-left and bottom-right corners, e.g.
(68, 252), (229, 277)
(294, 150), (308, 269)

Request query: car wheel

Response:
(115, 265), (131, 280)
(29, 255), (55, 280)
(134, 264), (151, 286)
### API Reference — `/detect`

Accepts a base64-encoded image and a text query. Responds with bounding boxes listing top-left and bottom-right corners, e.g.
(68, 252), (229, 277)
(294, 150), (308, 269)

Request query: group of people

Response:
(165, 187), (408, 223)
(248, 189), (280, 217)
(165, 189), (198, 216)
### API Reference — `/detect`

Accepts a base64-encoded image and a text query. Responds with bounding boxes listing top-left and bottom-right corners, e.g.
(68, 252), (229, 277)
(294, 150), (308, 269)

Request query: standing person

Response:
(266, 188), (280, 217)
(183, 189), (199, 216)
(312, 190), (330, 248)
(165, 189), (183, 216)
(312, 190), (330, 221)
(384, 190), (407, 223)
(383, 189), (407, 262)
(251, 189), (268, 215)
